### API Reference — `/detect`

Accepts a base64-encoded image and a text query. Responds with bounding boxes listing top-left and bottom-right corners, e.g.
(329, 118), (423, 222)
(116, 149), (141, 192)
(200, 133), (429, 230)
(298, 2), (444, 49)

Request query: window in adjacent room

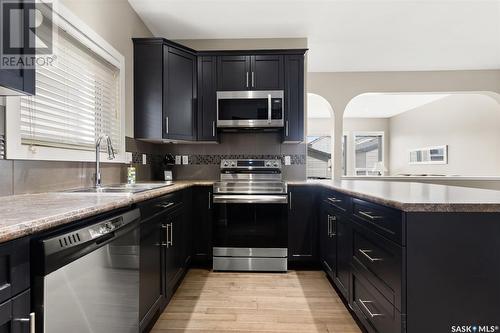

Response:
(353, 132), (384, 176)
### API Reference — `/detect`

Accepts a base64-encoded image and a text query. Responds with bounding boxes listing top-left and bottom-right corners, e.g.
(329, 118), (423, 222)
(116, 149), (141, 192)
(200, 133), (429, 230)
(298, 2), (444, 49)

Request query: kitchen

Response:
(0, 1), (499, 333)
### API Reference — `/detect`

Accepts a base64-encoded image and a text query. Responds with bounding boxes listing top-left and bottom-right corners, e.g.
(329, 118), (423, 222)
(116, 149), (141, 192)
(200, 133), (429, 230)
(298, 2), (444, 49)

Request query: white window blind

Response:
(20, 23), (121, 152)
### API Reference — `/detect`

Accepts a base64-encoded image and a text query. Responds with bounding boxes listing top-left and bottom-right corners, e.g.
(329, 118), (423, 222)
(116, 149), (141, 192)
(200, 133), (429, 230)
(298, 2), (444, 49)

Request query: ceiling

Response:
(128, 0), (500, 72)
(343, 93), (451, 118)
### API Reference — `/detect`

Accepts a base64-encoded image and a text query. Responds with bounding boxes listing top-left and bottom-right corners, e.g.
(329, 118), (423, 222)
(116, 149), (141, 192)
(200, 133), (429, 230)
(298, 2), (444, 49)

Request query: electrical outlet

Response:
(126, 152), (133, 164)
(284, 156), (291, 166)
(182, 155), (189, 165)
(142, 154), (147, 165)
(175, 155), (182, 165)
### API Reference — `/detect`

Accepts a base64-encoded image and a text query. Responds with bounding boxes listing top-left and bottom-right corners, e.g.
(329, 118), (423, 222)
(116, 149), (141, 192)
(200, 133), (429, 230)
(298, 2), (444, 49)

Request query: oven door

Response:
(217, 90), (284, 128)
(212, 195), (288, 249)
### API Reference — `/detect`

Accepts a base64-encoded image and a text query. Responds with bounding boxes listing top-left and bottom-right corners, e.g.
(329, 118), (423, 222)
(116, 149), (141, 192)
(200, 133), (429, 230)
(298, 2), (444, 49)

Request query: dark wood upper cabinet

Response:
(0, 0), (35, 96)
(283, 54), (304, 143)
(133, 38), (196, 141)
(217, 55), (284, 91)
(217, 55), (251, 91)
(163, 46), (197, 141)
(251, 55), (284, 90)
(197, 56), (218, 141)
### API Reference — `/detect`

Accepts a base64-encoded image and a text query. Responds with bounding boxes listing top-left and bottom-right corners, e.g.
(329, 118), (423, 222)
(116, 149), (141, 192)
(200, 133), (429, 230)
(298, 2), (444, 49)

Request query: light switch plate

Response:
(125, 152), (133, 164)
(142, 154), (147, 165)
(284, 156), (291, 166)
(175, 155), (182, 165)
(182, 155), (189, 165)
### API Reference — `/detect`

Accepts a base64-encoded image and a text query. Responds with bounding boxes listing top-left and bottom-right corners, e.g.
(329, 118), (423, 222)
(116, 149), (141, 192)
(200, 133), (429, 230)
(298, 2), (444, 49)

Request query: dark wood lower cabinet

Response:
(288, 186), (319, 264)
(139, 213), (165, 331)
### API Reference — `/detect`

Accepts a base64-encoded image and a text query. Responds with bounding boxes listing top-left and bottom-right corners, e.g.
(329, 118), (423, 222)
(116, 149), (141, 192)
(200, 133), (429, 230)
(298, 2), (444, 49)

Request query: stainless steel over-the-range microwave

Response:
(216, 90), (284, 128)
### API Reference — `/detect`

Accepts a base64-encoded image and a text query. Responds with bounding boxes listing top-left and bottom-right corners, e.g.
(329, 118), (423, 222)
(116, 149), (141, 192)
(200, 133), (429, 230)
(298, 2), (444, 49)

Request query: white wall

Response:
(343, 118), (390, 176)
(389, 94), (500, 176)
(61, 0), (153, 138)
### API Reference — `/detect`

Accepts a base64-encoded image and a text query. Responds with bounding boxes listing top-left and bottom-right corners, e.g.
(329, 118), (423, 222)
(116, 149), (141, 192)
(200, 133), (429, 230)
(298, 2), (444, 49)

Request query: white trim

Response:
(6, 1), (126, 163)
(352, 131), (385, 176)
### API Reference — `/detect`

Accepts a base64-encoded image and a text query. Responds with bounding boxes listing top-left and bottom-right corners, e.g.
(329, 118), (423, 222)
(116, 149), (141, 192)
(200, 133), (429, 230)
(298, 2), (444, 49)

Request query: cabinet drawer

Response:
(139, 191), (183, 221)
(352, 198), (404, 245)
(352, 223), (403, 310)
(0, 237), (30, 304)
(352, 270), (402, 333)
(323, 190), (350, 213)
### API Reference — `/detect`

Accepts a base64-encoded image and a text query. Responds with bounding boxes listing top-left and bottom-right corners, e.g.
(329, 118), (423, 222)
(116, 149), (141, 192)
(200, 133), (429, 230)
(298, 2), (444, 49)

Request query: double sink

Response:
(67, 182), (174, 194)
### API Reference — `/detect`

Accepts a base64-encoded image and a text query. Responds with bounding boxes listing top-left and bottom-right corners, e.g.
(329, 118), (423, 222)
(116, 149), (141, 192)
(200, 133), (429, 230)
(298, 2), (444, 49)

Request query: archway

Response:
(342, 91), (500, 178)
(306, 93), (335, 179)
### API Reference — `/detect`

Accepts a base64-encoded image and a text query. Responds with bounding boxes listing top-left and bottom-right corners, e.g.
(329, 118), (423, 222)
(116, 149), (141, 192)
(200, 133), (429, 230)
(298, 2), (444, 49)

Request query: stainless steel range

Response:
(212, 159), (288, 272)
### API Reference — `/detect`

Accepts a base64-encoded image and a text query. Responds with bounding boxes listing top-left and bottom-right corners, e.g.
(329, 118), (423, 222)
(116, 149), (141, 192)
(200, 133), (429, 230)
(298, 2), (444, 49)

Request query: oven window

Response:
(213, 203), (287, 248)
(218, 99), (269, 120)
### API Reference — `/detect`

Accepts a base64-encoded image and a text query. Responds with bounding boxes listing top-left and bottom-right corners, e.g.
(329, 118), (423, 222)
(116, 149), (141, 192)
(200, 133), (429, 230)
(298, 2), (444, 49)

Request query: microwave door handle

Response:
(267, 94), (272, 124)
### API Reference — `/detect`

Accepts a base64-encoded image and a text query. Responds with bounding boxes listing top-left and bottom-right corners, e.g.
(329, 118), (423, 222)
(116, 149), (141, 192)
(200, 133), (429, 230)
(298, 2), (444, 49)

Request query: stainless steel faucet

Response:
(95, 134), (115, 187)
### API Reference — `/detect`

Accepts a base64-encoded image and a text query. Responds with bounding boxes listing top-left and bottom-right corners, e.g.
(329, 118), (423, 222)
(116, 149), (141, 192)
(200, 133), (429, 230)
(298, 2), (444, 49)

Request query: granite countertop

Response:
(290, 179), (500, 213)
(0, 181), (213, 244)
(2, 179), (500, 245)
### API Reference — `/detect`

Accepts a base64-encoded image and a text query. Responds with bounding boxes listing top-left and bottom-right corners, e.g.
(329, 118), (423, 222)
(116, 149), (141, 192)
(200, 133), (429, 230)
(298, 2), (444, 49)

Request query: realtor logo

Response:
(0, 0), (55, 69)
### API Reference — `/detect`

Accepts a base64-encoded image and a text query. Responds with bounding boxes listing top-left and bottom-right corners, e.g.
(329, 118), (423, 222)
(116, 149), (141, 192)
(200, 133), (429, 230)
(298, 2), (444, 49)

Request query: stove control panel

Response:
(220, 159), (281, 169)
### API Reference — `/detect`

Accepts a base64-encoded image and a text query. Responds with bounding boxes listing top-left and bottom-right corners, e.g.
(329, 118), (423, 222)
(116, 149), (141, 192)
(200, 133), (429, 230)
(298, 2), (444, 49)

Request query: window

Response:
(6, 3), (125, 162)
(307, 136), (331, 179)
(354, 132), (384, 176)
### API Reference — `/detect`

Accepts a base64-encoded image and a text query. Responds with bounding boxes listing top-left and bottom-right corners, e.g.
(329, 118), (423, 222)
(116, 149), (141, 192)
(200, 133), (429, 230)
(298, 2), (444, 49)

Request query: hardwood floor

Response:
(151, 269), (361, 333)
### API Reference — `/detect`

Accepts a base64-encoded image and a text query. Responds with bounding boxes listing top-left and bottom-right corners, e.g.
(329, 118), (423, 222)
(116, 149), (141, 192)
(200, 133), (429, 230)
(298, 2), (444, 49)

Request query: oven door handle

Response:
(212, 194), (288, 204)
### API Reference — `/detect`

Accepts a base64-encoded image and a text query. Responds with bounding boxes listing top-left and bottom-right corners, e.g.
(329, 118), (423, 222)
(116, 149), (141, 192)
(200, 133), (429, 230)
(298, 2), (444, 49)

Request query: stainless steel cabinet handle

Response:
(328, 197), (342, 204)
(358, 299), (384, 318)
(165, 117), (169, 134)
(285, 120), (289, 136)
(288, 192), (292, 210)
(169, 222), (173, 247)
(358, 211), (383, 220)
(329, 215), (337, 237)
(246, 72), (249, 87)
(358, 249), (383, 262)
(267, 94), (272, 124)
(157, 202), (174, 209)
(327, 215), (331, 236)
(14, 312), (35, 333)
(208, 192), (211, 209)
(212, 121), (216, 137)
(251, 71), (255, 87)
(161, 223), (169, 247)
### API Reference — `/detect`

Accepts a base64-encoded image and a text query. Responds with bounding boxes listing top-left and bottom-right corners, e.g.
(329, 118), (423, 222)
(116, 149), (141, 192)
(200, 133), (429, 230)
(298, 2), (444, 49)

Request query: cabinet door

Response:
(319, 203), (334, 277)
(197, 56), (217, 141)
(0, 290), (32, 333)
(287, 186), (318, 263)
(334, 214), (350, 299)
(134, 41), (164, 140)
(191, 187), (213, 265)
(139, 216), (165, 328)
(217, 55), (251, 91)
(0, 1), (34, 96)
(164, 208), (185, 300)
(283, 55), (304, 143)
(250, 55), (284, 90)
(164, 46), (197, 140)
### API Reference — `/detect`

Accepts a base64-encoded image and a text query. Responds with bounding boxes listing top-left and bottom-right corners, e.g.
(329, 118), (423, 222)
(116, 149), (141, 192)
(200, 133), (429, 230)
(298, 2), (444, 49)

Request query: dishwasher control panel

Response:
(88, 217), (124, 238)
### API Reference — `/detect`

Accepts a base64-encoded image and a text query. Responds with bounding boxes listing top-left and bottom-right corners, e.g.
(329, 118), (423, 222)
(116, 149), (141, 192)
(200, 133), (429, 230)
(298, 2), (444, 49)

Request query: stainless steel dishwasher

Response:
(33, 208), (141, 333)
